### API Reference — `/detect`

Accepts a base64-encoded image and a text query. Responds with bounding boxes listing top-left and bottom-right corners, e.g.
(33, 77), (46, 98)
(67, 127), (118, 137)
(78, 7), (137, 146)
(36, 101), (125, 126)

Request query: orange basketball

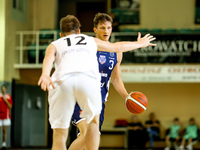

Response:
(125, 91), (148, 114)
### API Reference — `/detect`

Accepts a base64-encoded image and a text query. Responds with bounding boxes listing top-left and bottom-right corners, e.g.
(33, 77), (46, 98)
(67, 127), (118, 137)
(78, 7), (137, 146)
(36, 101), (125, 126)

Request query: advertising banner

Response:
(119, 34), (200, 63)
(120, 65), (200, 83)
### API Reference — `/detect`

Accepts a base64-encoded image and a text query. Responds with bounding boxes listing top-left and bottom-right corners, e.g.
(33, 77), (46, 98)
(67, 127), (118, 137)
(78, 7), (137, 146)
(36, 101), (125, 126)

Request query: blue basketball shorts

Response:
(72, 102), (105, 131)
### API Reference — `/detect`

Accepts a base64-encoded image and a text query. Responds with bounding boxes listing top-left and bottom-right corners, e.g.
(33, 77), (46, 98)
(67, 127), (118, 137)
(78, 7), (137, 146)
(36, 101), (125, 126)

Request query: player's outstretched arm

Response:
(38, 44), (56, 91)
(94, 32), (156, 53)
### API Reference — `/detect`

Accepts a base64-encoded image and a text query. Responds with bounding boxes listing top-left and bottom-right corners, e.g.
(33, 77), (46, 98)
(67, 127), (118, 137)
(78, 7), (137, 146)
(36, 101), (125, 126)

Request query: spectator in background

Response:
(179, 118), (199, 150)
(164, 117), (182, 150)
(127, 115), (148, 149)
(0, 85), (13, 150)
(145, 112), (161, 148)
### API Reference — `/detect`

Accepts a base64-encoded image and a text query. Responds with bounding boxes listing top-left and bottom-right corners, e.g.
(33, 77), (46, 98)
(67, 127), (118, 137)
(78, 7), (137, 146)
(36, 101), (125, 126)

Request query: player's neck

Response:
(62, 31), (80, 37)
(65, 32), (77, 36)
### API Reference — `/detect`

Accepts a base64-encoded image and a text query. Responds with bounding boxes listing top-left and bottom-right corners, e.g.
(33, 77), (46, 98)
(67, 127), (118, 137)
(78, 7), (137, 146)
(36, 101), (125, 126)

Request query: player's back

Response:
(51, 34), (100, 83)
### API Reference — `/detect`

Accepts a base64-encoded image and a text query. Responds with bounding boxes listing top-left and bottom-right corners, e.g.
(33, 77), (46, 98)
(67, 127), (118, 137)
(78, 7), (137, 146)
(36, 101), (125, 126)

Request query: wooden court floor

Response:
(4, 149), (149, 150)
(2, 148), (153, 150)
(4, 148), (200, 150)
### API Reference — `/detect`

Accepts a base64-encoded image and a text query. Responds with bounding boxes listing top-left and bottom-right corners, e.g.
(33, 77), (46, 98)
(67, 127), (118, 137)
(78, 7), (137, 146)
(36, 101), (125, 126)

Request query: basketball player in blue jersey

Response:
(38, 14), (156, 150)
(69, 13), (136, 150)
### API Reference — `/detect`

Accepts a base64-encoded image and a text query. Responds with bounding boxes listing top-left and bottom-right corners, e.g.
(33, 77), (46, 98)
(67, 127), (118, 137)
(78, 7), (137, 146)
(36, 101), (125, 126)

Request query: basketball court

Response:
(3, 148), (200, 150)
(1, 0), (200, 150)
(0, 148), (153, 150)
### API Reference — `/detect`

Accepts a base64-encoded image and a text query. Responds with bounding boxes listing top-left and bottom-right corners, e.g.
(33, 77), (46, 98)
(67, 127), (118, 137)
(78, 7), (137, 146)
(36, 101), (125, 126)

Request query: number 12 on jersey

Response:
(65, 36), (87, 46)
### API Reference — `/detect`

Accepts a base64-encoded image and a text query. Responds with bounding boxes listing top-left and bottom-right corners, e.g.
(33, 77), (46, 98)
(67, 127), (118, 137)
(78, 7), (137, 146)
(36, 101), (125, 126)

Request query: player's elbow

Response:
(113, 44), (123, 53)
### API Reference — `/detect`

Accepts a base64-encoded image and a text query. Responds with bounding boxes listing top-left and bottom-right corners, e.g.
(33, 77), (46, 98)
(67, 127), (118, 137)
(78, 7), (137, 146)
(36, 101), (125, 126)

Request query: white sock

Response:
(2, 142), (6, 147)
(179, 145), (183, 148)
(179, 145), (184, 150)
(164, 146), (170, 150)
(187, 144), (192, 148)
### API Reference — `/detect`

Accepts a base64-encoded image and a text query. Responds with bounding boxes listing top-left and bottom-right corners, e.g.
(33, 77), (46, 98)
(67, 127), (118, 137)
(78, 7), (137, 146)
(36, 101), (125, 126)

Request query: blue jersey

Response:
(72, 51), (117, 129)
(97, 51), (117, 103)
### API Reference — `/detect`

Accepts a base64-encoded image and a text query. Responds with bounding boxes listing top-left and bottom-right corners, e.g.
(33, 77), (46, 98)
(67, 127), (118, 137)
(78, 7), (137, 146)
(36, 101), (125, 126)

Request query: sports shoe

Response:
(174, 143), (180, 150)
(2, 147), (6, 150)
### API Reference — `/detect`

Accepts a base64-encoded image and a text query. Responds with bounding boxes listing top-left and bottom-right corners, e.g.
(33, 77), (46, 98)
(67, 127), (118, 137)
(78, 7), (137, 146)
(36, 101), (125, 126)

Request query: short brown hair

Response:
(93, 13), (113, 28)
(60, 15), (81, 35)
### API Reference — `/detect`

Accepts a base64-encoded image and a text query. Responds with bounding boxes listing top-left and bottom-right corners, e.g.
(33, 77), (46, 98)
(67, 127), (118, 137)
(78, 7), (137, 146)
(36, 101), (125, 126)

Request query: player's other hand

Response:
(137, 32), (157, 48)
(38, 74), (55, 91)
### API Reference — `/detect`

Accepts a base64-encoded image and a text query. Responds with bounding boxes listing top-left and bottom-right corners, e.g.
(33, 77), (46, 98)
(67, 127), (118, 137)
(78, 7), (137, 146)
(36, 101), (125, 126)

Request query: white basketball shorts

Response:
(0, 118), (11, 126)
(48, 73), (102, 129)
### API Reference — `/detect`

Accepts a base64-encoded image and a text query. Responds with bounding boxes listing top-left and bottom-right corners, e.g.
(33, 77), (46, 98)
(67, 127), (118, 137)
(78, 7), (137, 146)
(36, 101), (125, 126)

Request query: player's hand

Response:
(38, 74), (55, 91)
(137, 32), (157, 47)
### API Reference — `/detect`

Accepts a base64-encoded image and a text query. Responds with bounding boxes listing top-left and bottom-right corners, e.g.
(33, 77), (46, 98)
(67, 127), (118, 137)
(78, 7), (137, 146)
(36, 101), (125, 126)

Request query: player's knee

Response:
(90, 115), (99, 125)
(53, 128), (68, 141)
(90, 119), (98, 125)
(77, 121), (87, 136)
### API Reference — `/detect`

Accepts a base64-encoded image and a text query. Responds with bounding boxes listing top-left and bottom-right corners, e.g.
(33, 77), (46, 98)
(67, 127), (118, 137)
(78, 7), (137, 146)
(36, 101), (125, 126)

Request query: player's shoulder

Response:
(0, 93), (11, 99)
(6, 94), (12, 99)
(52, 36), (65, 44)
(79, 33), (90, 37)
(7, 93), (11, 96)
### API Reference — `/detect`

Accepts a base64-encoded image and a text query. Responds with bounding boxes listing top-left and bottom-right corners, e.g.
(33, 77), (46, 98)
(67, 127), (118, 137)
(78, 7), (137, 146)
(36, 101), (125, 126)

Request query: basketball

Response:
(125, 91), (148, 114)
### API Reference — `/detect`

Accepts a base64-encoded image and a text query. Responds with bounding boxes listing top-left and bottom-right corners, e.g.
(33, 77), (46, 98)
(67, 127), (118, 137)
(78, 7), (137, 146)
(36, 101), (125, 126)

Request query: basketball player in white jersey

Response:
(38, 15), (156, 150)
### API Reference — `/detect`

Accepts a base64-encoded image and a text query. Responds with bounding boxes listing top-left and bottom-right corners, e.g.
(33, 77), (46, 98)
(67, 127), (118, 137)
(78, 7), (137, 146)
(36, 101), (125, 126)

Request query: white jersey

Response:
(51, 34), (100, 83)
